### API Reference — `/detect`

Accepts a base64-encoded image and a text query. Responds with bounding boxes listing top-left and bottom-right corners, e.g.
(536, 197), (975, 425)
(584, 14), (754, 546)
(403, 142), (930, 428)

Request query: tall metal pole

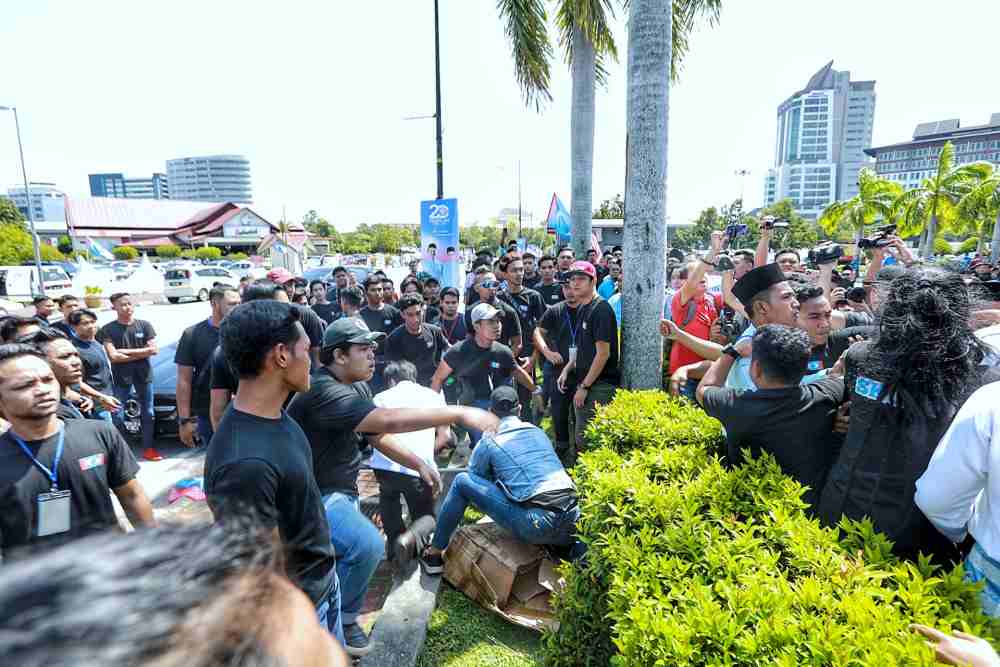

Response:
(433, 0), (444, 200)
(517, 160), (522, 238)
(9, 107), (45, 295)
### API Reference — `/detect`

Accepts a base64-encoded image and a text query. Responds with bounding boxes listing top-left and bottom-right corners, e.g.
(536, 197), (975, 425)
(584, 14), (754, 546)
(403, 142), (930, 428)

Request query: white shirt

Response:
(915, 383), (1000, 557)
(977, 324), (1000, 367)
(370, 380), (444, 477)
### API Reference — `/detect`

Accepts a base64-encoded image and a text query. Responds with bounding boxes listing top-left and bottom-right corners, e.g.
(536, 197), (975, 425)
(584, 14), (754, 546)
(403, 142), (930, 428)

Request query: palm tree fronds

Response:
(556, 0), (619, 85)
(497, 0), (555, 110)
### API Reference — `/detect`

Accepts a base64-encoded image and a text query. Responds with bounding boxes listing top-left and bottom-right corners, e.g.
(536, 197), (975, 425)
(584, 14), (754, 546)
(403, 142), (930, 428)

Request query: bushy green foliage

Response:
(934, 237), (954, 256)
(57, 235), (74, 254)
(180, 249), (198, 260)
(195, 246), (222, 260)
(958, 236), (980, 254)
(225, 251), (248, 260)
(112, 246), (139, 260)
(543, 391), (1000, 666)
(38, 244), (65, 261)
(156, 244), (181, 258)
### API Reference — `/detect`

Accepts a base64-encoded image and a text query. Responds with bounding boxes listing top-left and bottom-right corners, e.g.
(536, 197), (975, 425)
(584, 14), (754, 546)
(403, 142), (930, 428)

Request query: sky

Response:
(1, 1), (998, 231)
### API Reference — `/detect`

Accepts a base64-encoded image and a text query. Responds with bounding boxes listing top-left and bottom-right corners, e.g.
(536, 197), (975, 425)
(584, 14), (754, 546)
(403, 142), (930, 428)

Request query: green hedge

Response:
(543, 390), (1000, 666)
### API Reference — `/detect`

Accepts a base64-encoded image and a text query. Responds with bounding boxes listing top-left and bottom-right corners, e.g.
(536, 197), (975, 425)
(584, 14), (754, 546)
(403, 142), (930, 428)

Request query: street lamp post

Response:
(0, 105), (46, 295)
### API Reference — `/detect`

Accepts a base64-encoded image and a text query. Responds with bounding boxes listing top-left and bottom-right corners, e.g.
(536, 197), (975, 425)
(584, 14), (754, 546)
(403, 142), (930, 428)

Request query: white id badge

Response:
(568, 345), (578, 364)
(36, 490), (71, 537)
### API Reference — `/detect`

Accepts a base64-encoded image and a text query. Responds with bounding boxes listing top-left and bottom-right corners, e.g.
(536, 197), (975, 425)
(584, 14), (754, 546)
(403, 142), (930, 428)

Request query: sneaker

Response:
(143, 448), (164, 462)
(342, 622), (372, 657)
(419, 547), (445, 576)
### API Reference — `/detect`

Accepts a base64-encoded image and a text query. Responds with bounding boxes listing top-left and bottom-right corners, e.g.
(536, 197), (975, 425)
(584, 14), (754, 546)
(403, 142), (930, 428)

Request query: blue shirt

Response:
(725, 321), (830, 389)
(469, 416), (575, 504)
(597, 276), (616, 300)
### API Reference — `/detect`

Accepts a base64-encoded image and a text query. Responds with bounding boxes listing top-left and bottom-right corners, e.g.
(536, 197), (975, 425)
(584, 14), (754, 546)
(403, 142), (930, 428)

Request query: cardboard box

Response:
(443, 519), (563, 632)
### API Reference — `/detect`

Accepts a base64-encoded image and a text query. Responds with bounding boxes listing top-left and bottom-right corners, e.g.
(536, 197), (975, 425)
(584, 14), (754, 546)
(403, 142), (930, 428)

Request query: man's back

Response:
(371, 380), (444, 476)
(470, 416), (574, 504)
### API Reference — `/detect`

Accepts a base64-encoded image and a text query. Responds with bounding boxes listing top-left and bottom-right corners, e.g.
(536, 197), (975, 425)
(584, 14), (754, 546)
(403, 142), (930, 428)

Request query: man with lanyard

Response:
(358, 275), (403, 393)
(431, 303), (535, 447)
(556, 261), (620, 458)
(499, 254), (545, 422)
(555, 246), (575, 283)
(175, 286), (241, 449)
(0, 343), (154, 559)
(287, 317), (497, 656)
(68, 309), (121, 422)
(383, 293), (450, 387)
(534, 255), (563, 308)
(99, 293), (160, 461)
(462, 273), (522, 354)
(534, 280), (579, 465)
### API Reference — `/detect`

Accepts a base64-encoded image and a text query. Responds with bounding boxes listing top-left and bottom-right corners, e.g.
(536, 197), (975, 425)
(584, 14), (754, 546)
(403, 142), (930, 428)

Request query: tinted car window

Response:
(166, 270), (190, 280)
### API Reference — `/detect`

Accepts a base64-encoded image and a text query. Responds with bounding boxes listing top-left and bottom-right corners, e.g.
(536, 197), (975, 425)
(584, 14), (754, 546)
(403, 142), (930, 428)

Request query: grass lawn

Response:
(416, 584), (544, 667)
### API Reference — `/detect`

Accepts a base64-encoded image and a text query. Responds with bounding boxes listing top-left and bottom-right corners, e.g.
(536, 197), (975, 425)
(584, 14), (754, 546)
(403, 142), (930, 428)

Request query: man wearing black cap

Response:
(719, 263), (800, 390)
(286, 317), (498, 655)
(418, 385), (581, 575)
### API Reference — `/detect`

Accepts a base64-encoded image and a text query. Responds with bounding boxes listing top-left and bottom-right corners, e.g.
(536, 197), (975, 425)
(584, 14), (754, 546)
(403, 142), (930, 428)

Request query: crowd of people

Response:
(3, 231), (1000, 664)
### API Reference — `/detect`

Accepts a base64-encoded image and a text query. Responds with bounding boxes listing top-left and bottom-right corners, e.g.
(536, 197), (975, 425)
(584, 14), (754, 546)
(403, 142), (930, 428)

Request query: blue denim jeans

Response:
(431, 471), (580, 551)
(322, 491), (384, 626)
(113, 381), (155, 450)
(196, 415), (214, 447)
(315, 573), (345, 645)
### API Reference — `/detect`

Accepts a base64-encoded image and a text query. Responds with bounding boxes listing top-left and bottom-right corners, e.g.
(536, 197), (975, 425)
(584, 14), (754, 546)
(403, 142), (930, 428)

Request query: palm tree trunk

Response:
(992, 209), (1000, 264)
(569, 26), (596, 258)
(922, 214), (938, 259)
(621, 0), (669, 390)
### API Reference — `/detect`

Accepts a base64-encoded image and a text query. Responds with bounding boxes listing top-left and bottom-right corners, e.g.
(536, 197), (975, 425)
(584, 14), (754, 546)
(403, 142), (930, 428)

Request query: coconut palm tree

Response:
(894, 142), (993, 259)
(818, 168), (902, 246)
(619, 0), (720, 389)
(956, 167), (1000, 262)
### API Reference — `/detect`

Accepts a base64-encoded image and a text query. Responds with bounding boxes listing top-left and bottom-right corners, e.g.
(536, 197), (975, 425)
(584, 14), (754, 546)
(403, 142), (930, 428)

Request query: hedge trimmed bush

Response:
(543, 390), (1000, 666)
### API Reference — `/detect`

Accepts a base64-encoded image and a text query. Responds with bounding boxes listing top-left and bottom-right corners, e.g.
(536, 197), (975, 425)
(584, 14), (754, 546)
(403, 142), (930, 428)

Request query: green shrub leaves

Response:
(543, 390), (1000, 666)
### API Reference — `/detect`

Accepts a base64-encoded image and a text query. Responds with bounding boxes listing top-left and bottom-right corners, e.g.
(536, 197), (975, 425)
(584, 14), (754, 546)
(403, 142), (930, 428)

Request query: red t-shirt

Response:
(668, 290), (724, 374)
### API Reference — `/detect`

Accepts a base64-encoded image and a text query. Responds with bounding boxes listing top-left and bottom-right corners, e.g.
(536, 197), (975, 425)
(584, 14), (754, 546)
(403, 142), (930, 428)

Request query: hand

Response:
(458, 407), (500, 435)
(709, 230), (725, 254)
(573, 385), (588, 409)
(831, 287), (847, 303)
(179, 421), (198, 448)
(418, 462), (443, 498)
(833, 402), (851, 434)
(98, 394), (123, 411)
(911, 624), (1000, 667)
(544, 349), (564, 366)
(518, 356), (533, 373)
(557, 368), (571, 393)
(660, 319), (680, 340)
(77, 396), (94, 414)
(669, 367), (689, 397)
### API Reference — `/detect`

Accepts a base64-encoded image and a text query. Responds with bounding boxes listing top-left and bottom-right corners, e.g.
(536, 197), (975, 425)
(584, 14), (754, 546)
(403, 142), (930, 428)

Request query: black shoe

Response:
(342, 622), (372, 657)
(419, 547), (445, 575)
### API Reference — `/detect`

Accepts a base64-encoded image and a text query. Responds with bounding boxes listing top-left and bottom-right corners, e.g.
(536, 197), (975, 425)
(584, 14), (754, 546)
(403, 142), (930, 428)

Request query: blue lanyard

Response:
(564, 309), (579, 345)
(9, 427), (65, 491)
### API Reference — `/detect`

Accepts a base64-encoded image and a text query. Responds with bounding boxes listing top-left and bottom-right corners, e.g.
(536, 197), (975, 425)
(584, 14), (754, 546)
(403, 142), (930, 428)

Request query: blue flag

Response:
(546, 194), (571, 243)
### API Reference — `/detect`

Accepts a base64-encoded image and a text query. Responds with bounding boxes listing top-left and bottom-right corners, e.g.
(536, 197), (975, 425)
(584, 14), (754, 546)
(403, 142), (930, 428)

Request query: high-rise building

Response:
(166, 155), (252, 204)
(763, 61), (876, 218)
(866, 114), (1000, 189)
(89, 172), (170, 200)
(4, 182), (68, 238)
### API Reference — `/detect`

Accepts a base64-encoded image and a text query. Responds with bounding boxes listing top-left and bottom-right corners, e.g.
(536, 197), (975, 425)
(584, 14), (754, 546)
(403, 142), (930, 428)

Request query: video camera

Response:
(857, 224), (897, 250)
(807, 242), (844, 266)
(717, 309), (742, 340)
(760, 215), (789, 231)
(715, 201), (746, 272)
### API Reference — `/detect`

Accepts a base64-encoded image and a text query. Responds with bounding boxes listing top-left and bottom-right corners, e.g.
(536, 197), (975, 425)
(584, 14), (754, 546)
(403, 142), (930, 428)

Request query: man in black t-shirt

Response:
(33, 295), (55, 324)
(358, 276), (403, 393)
(422, 276), (442, 325)
(437, 287), (467, 345)
(560, 262), (619, 455)
(287, 317), (496, 655)
(534, 283), (579, 464)
(0, 344), (153, 559)
(698, 325), (845, 509)
(68, 309), (119, 422)
(311, 280), (339, 325)
(433, 302), (535, 447)
(99, 293), (159, 461)
(462, 272), (522, 353)
(522, 252), (541, 289)
(555, 246), (575, 282)
(383, 294), (449, 387)
(205, 301), (345, 647)
(794, 285), (876, 381)
(23, 329), (92, 422)
(175, 286), (241, 449)
(51, 295), (80, 338)
(535, 255), (563, 307)
(499, 255), (546, 422)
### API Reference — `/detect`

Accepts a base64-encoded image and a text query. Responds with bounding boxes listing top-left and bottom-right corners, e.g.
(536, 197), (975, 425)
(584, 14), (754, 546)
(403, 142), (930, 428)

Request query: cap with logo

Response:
(322, 317), (387, 349)
(470, 302), (500, 323)
(567, 260), (597, 280)
(490, 385), (519, 413)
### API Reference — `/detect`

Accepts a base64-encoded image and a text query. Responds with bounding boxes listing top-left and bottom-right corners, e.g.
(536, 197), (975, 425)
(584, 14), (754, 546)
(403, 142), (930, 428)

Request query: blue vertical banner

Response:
(420, 198), (460, 289)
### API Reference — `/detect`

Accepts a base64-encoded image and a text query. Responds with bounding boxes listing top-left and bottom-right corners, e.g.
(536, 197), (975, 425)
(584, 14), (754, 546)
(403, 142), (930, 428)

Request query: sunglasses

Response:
(479, 280), (500, 289)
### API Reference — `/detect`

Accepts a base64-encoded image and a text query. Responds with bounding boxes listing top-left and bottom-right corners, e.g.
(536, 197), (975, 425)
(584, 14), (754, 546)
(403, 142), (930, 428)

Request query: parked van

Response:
(0, 265), (74, 302)
(164, 267), (237, 303)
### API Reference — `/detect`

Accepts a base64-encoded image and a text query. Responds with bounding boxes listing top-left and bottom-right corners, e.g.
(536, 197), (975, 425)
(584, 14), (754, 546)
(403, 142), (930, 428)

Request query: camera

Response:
(857, 224), (897, 250)
(717, 309), (742, 340)
(807, 242), (844, 266)
(761, 215), (789, 231)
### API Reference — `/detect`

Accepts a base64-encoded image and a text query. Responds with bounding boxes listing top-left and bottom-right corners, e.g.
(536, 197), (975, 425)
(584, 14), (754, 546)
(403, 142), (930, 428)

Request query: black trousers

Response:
(374, 469), (436, 551)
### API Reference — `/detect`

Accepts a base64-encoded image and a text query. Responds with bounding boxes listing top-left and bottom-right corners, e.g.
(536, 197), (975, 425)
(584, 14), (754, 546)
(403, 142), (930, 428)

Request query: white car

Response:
(164, 266), (237, 303)
(228, 260), (266, 280)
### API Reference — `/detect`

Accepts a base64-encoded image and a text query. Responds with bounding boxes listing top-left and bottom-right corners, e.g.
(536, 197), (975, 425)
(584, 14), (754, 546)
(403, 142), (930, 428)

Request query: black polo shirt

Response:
(384, 323), (450, 387)
(574, 296), (619, 386)
(499, 287), (545, 356)
(99, 319), (156, 387)
(463, 298), (522, 350)
(536, 282), (564, 308)
(174, 318), (221, 418)
(442, 338), (515, 403)
(538, 301), (579, 380)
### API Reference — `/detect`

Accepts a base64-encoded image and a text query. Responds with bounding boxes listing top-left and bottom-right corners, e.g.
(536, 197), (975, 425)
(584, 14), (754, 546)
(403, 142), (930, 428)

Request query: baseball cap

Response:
(470, 302), (500, 323)
(490, 385), (519, 413)
(266, 267), (294, 284)
(567, 260), (597, 280)
(322, 317), (386, 349)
